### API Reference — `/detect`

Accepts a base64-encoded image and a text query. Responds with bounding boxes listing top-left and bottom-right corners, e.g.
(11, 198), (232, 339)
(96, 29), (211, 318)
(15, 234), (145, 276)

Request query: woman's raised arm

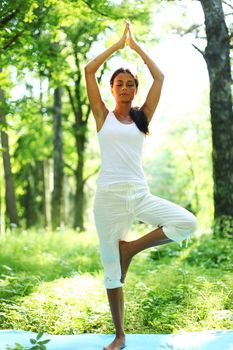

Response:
(84, 23), (129, 130)
(127, 23), (164, 123)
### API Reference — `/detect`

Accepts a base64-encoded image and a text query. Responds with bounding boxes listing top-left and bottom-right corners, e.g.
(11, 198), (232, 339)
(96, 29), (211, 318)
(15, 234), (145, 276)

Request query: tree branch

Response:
(192, 43), (205, 57)
(64, 162), (75, 174)
(176, 23), (204, 37)
(3, 30), (24, 50)
(65, 85), (77, 116)
(84, 103), (91, 124)
(0, 4), (22, 28)
(81, 0), (114, 18)
(97, 61), (107, 84)
(83, 166), (100, 185)
(223, 0), (233, 10)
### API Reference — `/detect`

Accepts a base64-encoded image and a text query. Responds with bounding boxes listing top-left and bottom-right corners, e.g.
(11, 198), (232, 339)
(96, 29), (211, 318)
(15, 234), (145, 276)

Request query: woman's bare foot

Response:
(119, 240), (133, 283)
(103, 334), (126, 350)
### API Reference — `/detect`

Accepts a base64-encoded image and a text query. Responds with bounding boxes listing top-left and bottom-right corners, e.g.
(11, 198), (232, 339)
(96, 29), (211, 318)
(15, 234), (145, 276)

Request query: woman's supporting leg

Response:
(104, 287), (126, 350)
(119, 226), (170, 283)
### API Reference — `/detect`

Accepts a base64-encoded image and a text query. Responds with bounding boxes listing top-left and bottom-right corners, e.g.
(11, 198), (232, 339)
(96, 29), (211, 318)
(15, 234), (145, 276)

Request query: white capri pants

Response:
(93, 182), (198, 289)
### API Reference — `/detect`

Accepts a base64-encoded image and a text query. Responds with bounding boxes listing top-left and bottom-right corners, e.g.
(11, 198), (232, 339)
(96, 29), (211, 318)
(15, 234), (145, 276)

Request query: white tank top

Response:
(96, 111), (148, 187)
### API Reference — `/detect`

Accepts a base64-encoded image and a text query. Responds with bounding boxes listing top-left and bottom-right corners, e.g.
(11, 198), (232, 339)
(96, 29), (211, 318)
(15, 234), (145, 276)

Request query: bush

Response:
(184, 236), (233, 270)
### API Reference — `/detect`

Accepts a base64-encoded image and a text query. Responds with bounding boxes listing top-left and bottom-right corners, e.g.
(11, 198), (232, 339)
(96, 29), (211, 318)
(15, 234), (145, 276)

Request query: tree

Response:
(0, 0), (53, 229)
(0, 83), (19, 227)
(56, 1), (151, 230)
(0, 0), (49, 52)
(13, 94), (52, 228)
(64, 16), (107, 231)
(52, 86), (64, 230)
(0, 0), (152, 230)
(161, 0), (232, 235)
(198, 0), (233, 236)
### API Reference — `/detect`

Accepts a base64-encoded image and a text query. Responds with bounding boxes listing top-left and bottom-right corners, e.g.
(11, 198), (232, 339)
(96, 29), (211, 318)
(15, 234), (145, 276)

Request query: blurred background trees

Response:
(0, 0), (232, 237)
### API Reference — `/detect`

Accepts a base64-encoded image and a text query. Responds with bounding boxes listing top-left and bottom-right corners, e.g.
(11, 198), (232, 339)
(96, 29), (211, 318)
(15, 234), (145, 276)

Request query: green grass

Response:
(0, 226), (232, 336)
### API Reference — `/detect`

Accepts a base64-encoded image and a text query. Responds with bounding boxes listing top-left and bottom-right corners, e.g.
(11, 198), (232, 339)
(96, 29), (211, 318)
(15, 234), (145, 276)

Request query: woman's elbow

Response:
(84, 63), (96, 75)
(159, 73), (165, 82)
(84, 64), (91, 74)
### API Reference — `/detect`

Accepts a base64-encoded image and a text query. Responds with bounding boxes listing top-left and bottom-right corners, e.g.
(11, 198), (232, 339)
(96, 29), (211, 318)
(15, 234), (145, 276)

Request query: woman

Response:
(84, 21), (197, 350)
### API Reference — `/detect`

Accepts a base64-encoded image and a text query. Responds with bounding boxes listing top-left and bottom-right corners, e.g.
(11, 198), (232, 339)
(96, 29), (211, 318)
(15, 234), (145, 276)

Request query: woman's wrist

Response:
(113, 42), (121, 51)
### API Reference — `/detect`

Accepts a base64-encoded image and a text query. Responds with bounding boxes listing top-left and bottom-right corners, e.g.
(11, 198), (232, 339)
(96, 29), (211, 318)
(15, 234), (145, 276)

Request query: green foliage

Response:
(0, 0), (232, 335)
(144, 92), (213, 230)
(0, 0), (51, 56)
(183, 235), (233, 271)
(0, 228), (232, 336)
(69, 0), (152, 22)
(0, 230), (101, 281)
(131, 273), (232, 333)
(0, 0), (153, 230)
(6, 332), (50, 350)
(0, 69), (14, 119)
(213, 215), (233, 238)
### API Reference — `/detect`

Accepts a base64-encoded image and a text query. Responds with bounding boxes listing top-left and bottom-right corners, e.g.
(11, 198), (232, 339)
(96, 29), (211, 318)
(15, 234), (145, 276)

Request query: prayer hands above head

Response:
(116, 21), (129, 49)
(116, 20), (139, 51)
(126, 21), (139, 51)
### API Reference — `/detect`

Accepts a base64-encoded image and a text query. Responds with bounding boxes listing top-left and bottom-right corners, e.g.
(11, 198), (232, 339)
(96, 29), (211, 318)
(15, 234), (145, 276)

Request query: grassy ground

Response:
(0, 225), (232, 336)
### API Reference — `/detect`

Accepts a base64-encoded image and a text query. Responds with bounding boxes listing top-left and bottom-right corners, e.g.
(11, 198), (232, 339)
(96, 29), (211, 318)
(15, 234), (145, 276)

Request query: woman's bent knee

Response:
(162, 211), (198, 244)
(188, 213), (198, 234)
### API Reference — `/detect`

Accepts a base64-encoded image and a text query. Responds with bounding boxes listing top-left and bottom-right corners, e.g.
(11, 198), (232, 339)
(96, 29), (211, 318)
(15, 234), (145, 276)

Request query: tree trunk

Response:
(52, 86), (64, 230)
(66, 73), (89, 231)
(39, 77), (50, 228)
(0, 155), (3, 234)
(200, 0), (233, 236)
(24, 170), (34, 228)
(63, 174), (71, 227)
(43, 159), (52, 229)
(66, 51), (104, 231)
(73, 130), (86, 231)
(0, 87), (19, 228)
(22, 161), (45, 228)
(42, 160), (48, 227)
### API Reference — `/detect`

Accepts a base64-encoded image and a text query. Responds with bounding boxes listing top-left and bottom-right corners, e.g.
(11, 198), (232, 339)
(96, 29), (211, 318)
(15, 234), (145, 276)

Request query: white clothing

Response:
(93, 183), (198, 289)
(96, 111), (148, 187)
(93, 111), (197, 289)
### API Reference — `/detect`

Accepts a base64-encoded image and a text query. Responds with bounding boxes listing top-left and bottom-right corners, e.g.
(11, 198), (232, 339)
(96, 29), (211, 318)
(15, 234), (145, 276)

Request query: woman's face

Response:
(111, 72), (137, 102)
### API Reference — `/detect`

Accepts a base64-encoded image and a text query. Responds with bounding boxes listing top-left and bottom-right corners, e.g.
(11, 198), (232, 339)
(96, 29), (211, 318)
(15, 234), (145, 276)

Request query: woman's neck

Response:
(113, 107), (133, 123)
(114, 103), (131, 117)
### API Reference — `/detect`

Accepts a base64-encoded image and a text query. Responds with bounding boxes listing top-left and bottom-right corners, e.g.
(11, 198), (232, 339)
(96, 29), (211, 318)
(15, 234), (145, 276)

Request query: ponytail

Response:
(129, 107), (150, 136)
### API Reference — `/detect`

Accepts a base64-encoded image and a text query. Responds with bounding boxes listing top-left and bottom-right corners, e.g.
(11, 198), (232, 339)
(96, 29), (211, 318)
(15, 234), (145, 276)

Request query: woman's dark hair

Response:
(110, 68), (150, 136)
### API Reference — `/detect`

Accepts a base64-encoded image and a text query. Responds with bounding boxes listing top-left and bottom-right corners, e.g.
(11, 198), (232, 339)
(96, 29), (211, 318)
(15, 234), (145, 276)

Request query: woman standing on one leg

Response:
(84, 21), (197, 350)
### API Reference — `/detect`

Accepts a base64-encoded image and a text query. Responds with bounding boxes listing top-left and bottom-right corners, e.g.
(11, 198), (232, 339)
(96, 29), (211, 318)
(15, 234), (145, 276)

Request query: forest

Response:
(0, 0), (232, 349)
(0, 0), (232, 235)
